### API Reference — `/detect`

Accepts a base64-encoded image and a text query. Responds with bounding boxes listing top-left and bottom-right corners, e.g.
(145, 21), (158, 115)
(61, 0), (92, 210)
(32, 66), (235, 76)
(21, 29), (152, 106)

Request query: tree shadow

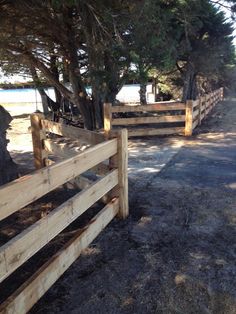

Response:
(10, 150), (35, 176)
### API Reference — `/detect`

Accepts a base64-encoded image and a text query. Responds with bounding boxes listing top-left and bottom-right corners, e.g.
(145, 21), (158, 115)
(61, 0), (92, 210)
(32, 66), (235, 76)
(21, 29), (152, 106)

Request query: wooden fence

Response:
(0, 114), (128, 313)
(185, 88), (223, 136)
(104, 88), (223, 137)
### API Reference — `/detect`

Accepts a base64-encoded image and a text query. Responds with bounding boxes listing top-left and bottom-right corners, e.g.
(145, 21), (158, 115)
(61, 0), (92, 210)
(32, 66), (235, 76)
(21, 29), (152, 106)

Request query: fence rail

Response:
(185, 88), (223, 136)
(104, 88), (223, 137)
(0, 114), (128, 313)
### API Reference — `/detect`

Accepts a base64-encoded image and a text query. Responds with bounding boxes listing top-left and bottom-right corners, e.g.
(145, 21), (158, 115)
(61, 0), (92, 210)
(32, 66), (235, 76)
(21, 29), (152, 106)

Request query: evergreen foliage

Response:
(0, 0), (235, 128)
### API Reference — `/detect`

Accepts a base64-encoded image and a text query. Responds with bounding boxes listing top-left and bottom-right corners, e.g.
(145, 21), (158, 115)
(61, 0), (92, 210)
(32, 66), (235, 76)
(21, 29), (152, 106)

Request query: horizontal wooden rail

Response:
(41, 119), (105, 145)
(192, 109), (199, 120)
(0, 199), (119, 314)
(118, 127), (185, 137)
(112, 115), (185, 126)
(0, 170), (118, 283)
(192, 119), (199, 130)
(192, 100), (200, 109)
(110, 102), (185, 113)
(44, 139), (109, 177)
(0, 139), (117, 221)
(44, 138), (80, 158)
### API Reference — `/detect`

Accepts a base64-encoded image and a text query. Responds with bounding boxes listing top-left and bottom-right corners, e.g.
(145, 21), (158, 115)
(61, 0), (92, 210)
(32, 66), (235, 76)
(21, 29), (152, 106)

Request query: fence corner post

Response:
(104, 103), (112, 139)
(30, 113), (47, 169)
(185, 100), (193, 136)
(117, 129), (129, 219)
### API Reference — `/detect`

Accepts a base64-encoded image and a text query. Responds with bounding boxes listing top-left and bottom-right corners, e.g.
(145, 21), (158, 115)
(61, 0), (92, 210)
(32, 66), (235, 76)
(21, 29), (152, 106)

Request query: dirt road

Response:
(6, 100), (236, 314)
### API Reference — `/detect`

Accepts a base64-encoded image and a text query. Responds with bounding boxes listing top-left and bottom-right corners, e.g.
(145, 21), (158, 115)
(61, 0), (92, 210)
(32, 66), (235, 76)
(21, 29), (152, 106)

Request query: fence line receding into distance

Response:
(104, 88), (224, 137)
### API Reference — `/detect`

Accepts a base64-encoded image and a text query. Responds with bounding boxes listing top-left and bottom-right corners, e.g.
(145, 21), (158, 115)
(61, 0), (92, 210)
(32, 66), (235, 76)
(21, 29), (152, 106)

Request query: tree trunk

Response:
(138, 63), (148, 105)
(92, 92), (103, 129)
(65, 18), (94, 130)
(38, 90), (50, 114)
(0, 106), (18, 186)
(139, 82), (147, 105)
(25, 52), (94, 129)
(30, 67), (49, 114)
(182, 62), (198, 102)
(106, 90), (118, 104)
(50, 54), (63, 105)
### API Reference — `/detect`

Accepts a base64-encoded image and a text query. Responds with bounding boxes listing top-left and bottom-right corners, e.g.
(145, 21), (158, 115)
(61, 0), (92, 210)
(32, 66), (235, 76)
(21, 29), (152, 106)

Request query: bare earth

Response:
(5, 100), (236, 314)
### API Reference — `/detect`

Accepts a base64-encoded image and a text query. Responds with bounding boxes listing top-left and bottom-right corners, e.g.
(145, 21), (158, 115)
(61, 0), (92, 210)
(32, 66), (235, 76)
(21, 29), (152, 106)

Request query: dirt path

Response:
(6, 101), (236, 314)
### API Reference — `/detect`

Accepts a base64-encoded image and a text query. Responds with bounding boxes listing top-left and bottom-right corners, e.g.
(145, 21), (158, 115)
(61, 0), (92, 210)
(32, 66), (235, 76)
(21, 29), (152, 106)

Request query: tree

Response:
(174, 0), (235, 101)
(0, 0), (235, 118)
(127, 0), (178, 104)
(209, 0), (236, 16)
(0, 0), (137, 129)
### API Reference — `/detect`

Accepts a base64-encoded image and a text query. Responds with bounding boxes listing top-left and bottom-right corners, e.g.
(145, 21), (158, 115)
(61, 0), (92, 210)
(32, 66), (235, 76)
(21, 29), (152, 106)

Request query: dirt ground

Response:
(2, 100), (236, 313)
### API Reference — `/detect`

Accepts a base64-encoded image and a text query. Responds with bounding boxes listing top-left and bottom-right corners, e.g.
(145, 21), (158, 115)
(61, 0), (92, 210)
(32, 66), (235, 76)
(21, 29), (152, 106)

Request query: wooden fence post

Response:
(30, 113), (47, 169)
(185, 100), (193, 136)
(104, 103), (112, 138)
(107, 129), (128, 218)
(220, 87), (224, 101)
(117, 129), (129, 219)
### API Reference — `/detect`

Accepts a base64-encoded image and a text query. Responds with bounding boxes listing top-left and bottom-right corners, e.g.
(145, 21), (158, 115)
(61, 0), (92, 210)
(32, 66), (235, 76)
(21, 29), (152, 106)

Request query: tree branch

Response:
(6, 45), (73, 101)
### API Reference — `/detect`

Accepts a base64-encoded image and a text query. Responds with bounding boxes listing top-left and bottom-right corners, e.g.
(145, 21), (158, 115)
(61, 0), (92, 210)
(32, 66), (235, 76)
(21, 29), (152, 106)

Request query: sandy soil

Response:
(6, 114), (34, 175)
(2, 100), (236, 314)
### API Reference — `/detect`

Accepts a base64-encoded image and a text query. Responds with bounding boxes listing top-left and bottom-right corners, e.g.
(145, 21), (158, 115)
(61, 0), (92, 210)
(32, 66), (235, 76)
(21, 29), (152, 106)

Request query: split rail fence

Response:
(0, 114), (128, 313)
(104, 88), (223, 137)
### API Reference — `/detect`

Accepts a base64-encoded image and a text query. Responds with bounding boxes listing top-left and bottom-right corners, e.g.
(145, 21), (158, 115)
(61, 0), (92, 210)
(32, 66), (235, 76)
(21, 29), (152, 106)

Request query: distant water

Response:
(0, 84), (153, 116)
(0, 87), (56, 103)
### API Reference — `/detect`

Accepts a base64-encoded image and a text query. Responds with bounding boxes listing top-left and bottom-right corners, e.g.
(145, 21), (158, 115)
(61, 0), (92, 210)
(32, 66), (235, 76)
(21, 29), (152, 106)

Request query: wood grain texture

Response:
(0, 199), (119, 314)
(104, 103), (112, 136)
(30, 113), (47, 169)
(0, 139), (117, 221)
(0, 170), (118, 283)
(41, 120), (105, 145)
(185, 100), (193, 136)
(117, 129), (128, 219)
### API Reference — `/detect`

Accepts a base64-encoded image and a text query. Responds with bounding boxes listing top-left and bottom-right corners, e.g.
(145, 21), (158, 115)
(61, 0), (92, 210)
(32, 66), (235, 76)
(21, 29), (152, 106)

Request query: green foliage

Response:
(172, 0), (235, 100)
(0, 0), (235, 125)
(128, 1), (177, 75)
